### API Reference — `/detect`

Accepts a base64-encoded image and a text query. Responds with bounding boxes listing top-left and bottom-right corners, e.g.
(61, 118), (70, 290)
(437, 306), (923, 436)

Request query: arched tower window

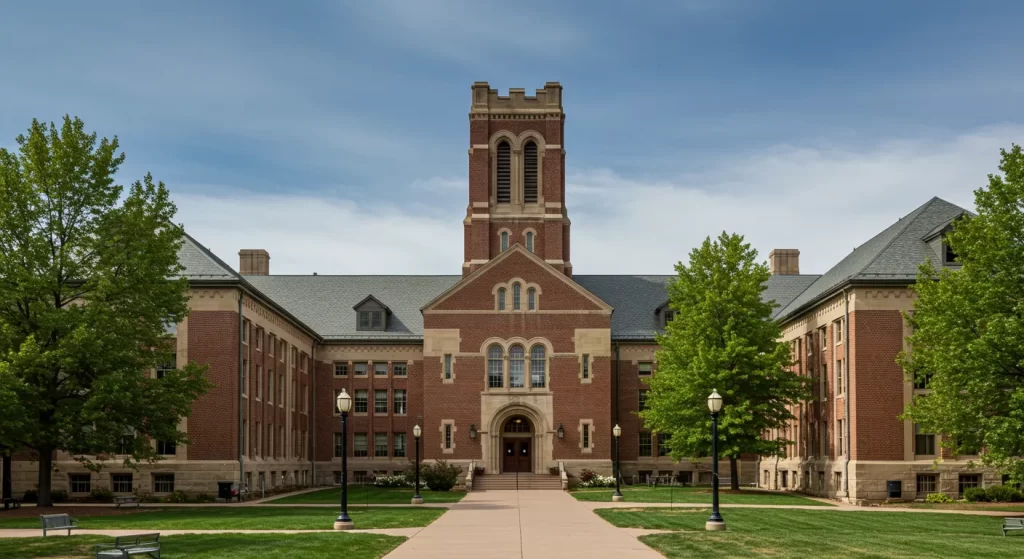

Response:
(523, 141), (538, 203)
(509, 345), (525, 388)
(512, 283), (521, 310)
(497, 288), (506, 310)
(530, 345), (546, 388)
(496, 141), (511, 203)
(525, 231), (534, 252)
(500, 231), (509, 252)
(488, 344), (504, 388)
(527, 288), (536, 311)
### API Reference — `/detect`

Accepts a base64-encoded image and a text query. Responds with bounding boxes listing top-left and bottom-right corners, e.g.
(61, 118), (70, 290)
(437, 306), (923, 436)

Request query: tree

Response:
(0, 116), (211, 506)
(641, 232), (809, 490)
(900, 145), (1024, 484)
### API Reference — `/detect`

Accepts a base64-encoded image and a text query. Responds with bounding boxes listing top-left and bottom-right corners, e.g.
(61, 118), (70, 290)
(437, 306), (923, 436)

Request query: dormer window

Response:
(664, 310), (676, 324)
(354, 295), (391, 332)
(656, 302), (676, 328)
(944, 242), (958, 265)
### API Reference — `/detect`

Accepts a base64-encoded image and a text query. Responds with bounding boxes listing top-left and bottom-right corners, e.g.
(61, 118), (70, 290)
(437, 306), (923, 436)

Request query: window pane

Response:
(354, 363), (367, 376)
(334, 433), (344, 457)
(374, 390), (388, 414)
(512, 283), (521, 310)
(509, 345), (525, 388)
(394, 433), (407, 458)
(359, 312), (370, 329)
(638, 362), (652, 376)
(498, 288), (506, 310)
(444, 354), (452, 379)
(354, 433), (368, 457)
(394, 390), (407, 415)
(112, 474), (133, 493)
(496, 142), (511, 203)
(70, 474), (91, 493)
(355, 390), (368, 413)
(523, 142), (538, 203)
(444, 424), (452, 449)
(582, 423), (590, 448)
(375, 433), (388, 457)
(334, 363), (348, 377)
(371, 311), (382, 329)
(530, 345), (545, 388)
(374, 363), (388, 376)
(393, 363), (407, 377)
(658, 433), (671, 456)
(639, 389), (648, 411)
(528, 288), (535, 311)
(582, 354), (589, 379)
(639, 432), (652, 457)
(526, 231), (534, 252)
(488, 345), (504, 388)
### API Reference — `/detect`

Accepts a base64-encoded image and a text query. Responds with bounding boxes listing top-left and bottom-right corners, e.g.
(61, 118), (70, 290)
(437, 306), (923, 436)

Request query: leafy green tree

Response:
(0, 117), (211, 506)
(641, 232), (809, 490)
(901, 145), (1024, 484)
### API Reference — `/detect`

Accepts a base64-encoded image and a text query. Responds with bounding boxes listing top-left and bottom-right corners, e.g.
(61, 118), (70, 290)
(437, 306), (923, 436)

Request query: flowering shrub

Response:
(925, 492), (953, 503)
(374, 474), (414, 488)
(578, 469), (598, 483)
(578, 475), (616, 488)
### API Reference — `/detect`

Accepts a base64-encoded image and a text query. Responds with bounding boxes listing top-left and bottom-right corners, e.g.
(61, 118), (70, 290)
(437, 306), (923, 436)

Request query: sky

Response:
(2, 0), (1022, 275)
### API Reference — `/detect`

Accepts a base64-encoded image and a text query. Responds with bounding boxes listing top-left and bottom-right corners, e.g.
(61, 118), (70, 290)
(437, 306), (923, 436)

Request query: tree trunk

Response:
(1, 450), (12, 502)
(729, 456), (740, 491)
(37, 448), (53, 507)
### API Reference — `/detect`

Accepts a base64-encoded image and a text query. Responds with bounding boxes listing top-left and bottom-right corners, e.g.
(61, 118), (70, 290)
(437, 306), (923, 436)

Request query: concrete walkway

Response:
(383, 490), (662, 559)
(0, 527), (421, 538)
(582, 500), (1021, 517)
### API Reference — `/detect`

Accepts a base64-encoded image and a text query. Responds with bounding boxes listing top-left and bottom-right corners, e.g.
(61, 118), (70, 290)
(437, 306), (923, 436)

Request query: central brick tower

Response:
(463, 82), (571, 276)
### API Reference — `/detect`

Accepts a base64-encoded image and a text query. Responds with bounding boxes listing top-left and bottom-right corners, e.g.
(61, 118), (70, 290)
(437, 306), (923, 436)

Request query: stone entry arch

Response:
(481, 402), (553, 475)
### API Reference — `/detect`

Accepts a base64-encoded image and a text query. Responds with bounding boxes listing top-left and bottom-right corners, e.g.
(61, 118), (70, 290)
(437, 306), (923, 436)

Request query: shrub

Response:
(549, 466), (560, 476)
(926, 492), (953, 503)
(195, 493), (215, 503)
(51, 490), (68, 503)
(22, 489), (38, 503)
(165, 490), (189, 503)
(986, 484), (1024, 503)
(90, 487), (114, 503)
(422, 460), (462, 491)
(577, 474), (615, 489)
(374, 474), (413, 488)
(963, 487), (989, 502)
(578, 469), (598, 483)
(133, 491), (159, 503)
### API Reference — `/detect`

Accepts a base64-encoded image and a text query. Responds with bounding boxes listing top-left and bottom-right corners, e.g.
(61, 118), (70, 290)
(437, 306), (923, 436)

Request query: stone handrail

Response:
(465, 460), (475, 491)
(559, 461), (568, 490)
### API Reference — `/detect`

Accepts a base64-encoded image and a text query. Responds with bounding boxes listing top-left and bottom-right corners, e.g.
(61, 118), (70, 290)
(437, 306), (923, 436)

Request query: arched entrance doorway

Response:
(501, 416), (533, 473)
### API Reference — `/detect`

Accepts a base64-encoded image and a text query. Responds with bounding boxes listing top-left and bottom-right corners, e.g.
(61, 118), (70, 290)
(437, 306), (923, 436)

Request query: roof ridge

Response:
(850, 196), (941, 284)
(182, 231), (242, 280)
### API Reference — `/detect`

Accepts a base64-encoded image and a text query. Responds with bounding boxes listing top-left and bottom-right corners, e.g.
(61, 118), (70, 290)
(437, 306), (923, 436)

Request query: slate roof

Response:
(775, 197), (968, 322)
(176, 233), (239, 280)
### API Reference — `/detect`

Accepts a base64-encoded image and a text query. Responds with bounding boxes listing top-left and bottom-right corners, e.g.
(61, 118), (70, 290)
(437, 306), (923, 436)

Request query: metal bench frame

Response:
(94, 533), (161, 558)
(114, 495), (140, 508)
(40, 513), (80, 536)
(1003, 517), (1024, 537)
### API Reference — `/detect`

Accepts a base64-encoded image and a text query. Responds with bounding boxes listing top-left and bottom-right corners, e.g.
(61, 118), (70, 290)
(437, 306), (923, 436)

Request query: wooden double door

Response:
(502, 438), (531, 473)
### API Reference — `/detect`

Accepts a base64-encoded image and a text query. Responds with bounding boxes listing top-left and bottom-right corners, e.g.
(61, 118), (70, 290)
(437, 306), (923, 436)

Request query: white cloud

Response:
(175, 125), (1021, 276)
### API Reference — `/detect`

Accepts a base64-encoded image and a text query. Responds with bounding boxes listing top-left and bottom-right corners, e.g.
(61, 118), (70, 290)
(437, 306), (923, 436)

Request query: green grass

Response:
(571, 486), (831, 506)
(269, 485), (465, 505)
(0, 507), (442, 530)
(901, 502), (1024, 512)
(0, 533), (404, 558)
(596, 507), (1024, 558)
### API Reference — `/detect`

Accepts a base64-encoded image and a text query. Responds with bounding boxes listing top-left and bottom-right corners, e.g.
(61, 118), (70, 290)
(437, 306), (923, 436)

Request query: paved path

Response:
(383, 490), (662, 559)
(583, 500), (1020, 517)
(0, 527), (420, 538)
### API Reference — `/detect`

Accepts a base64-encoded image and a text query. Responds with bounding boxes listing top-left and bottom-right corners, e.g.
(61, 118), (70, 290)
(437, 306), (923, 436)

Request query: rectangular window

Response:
(834, 471), (842, 489)
(834, 319), (843, 344)
(256, 365), (262, 399)
(917, 474), (937, 494)
(837, 420), (844, 456)
(374, 390), (388, 414)
(444, 354), (452, 380)
(268, 371), (274, 403)
(157, 440), (176, 455)
(256, 328), (262, 350)
(658, 433), (671, 457)
(394, 433), (407, 458)
(913, 372), (933, 390)
(354, 362), (368, 377)
(639, 432), (653, 457)
(582, 354), (590, 379)
(242, 320), (249, 344)
(355, 390), (368, 413)
(112, 473), (133, 493)
(393, 389), (407, 415)
(358, 311), (370, 330)
(374, 363), (388, 377)
(242, 359), (248, 396)
(303, 385), (309, 413)
(638, 362), (653, 377)
(781, 471), (789, 488)
(582, 423), (590, 449)
(393, 363), (407, 377)
(530, 351), (545, 388)
(354, 433), (368, 457)
(488, 354), (503, 388)
(156, 359), (175, 379)
(374, 433), (388, 457)
(821, 363), (828, 397)
(639, 389), (649, 411)
(153, 473), (174, 494)
(118, 435), (134, 455)
(444, 424), (453, 449)
(819, 327), (827, 352)
(959, 474), (981, 495)
(69, 474), (91, 493)
(836, 360), (844, 395)
(334, 434), (344, 457)
(269, 335), (275, 356)
(371, 311), (382, 329)
(914, 424), (935, 455)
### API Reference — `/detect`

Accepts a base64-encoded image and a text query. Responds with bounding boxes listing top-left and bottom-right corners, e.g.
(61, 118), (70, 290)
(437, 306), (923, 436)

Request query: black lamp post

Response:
(334, 389), (353, 530)
(706, 388), (726, 531)
(412, 425), (423, 505)
(612, 424), (623, 502)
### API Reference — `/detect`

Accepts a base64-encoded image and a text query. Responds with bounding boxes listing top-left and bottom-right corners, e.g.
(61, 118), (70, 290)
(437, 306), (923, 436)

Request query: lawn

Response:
(900, 502), (1024, 512)
(0, 533), (404, 558)
(596, 507), (1022, 558)
(269, 485), (465, 505)
(0, 507), (442, 530)
(571, 486), (831, 506)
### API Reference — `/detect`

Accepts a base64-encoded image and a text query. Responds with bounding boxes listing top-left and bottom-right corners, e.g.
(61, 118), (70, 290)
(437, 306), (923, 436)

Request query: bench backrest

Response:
(114, 533), (160, 546)
(40, 514), (72, 528)
(1006, 518), (1024, 526)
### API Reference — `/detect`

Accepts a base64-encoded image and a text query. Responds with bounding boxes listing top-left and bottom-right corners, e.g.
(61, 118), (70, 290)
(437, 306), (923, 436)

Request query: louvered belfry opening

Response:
(523, 141), (538, 203)
(496, 141), (512, 203)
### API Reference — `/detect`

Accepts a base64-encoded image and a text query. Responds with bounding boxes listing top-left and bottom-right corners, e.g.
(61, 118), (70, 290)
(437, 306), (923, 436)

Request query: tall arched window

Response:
(523, 141), (538, 203)
(530, 345), (546, 388)
(527, 288), (536, 311)
(509, 345), (525, 388)
(497, 288), (506, 311)
(525, 231), (534, 252)
(496, 141), (511, 203)
(488, 344), (504, 388)
(512, 283), (521, 310)
(500, 231), (508, 252)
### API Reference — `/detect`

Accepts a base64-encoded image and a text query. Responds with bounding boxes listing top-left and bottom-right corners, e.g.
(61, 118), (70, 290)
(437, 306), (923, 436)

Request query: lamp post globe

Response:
(705, 388), (726, 531)
(412, 424), (423, 505)
(334, 389), (354, 530)
(612, 424), (624, 502)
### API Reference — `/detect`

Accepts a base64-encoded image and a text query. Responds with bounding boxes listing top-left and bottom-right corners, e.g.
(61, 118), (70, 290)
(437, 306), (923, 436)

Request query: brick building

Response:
(5, 83), (987, 503)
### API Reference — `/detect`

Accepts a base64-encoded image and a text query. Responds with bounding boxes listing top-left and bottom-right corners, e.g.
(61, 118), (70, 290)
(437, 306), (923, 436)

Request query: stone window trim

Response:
(488, 130), (546, 207)
(491, 279), (542, 312)
(440, 420), (456, 454)
(578, 419), (594, 454)
(579, 353), (592, 383)
(522, 228), (537, 253)
(834, 318), (844, 345)
(333, 362), (348, 378)
(69, 473), (91, 494)
(441, 354), (456, 384)
(498, 228), (511, 252)
(479, 337), (553, 393)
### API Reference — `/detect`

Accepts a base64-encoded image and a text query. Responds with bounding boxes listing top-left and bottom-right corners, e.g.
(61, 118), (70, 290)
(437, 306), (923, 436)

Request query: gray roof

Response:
(575, 276), (673, 339)
(776, 197), (968, 322)
(176, 233), (239, 280)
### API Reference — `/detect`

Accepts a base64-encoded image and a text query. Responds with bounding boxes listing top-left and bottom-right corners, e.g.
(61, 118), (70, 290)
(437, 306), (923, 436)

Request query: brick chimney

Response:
(238, 249), (270, 276)
(768, 249), (800, 275)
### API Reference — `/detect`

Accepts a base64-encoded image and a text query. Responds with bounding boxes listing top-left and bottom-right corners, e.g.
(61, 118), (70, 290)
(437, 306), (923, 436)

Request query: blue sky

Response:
(2, 1), (1022, 274)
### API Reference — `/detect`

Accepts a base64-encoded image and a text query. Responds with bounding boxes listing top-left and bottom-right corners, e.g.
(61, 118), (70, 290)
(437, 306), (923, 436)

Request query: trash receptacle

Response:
(886, 480), (902, 499)
(217, 481), (234, 501)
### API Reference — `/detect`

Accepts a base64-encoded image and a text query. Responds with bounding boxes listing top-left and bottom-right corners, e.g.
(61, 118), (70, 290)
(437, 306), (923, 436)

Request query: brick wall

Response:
(187, 310), (239, 461)
(850, 310), (906, 460)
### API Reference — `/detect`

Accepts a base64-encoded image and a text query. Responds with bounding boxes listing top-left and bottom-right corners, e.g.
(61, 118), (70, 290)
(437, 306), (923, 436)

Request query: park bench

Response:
(40, 513), (79, 536)
(114, 495), (140, 508)
(1003, 517), (1024, 536)
(94, 533), (161, 558)
(2, 497), (20, 510)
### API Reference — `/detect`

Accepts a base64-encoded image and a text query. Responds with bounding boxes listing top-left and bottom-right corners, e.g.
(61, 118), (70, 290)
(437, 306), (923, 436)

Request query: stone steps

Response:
(473, 474), (562, 491)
